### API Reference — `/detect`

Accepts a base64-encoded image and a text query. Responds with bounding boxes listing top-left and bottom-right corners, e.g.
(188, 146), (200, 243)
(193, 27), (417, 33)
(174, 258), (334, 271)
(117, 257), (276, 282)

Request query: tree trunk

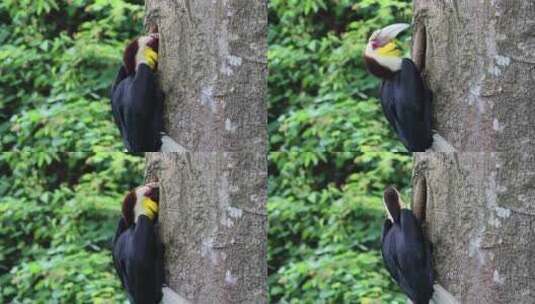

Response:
(145, 152), (267, 303)
(412, 153), (535, 303)
(142, 0), (267, 302)
(144, 0), (268, 152)
(413, 0), (535, 152)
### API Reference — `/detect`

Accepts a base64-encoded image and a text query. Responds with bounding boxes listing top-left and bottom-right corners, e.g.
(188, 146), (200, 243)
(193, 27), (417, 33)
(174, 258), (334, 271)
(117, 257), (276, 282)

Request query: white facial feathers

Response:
(383, 187), (403, 223)
(133, 185), (150, 223)
(365, 46), (403, 72)
(383, 197), (394, 223)
(365, 24), (410, 73)
(135, 36), (154, 69)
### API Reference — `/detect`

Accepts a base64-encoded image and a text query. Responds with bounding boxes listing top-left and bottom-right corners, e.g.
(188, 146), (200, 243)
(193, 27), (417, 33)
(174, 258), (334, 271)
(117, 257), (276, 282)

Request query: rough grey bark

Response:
(413, 1), (535, 152)
(145, 0), (268, 152)
(145, 152), (267, 303)
(142, 1), (268, 302)
(412, 153), (535, 303)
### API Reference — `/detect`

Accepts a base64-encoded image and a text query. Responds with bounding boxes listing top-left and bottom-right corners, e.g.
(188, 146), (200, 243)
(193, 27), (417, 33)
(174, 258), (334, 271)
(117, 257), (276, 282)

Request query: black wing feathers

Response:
(381, 219), (400, 283)
(110, 64), (163, 152)
(379, 59), (433, 152)
(397, 210), (433, 303)
(112, 218), (128, 290)
(381, 210), (434, 304)
(112, 215), (164, 304)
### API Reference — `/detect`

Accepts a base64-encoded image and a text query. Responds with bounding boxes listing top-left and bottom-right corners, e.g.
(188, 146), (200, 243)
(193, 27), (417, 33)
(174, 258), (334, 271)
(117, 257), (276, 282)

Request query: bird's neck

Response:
(365, 44), (403, 76)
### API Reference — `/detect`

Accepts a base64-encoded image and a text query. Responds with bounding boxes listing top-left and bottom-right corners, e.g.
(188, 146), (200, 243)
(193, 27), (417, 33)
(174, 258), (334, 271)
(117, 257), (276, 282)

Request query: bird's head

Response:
(122, 182), (160, 227)
(123, 33), (159, 76)
(364, 23), (410, 78)
(383, 185), (402, 223)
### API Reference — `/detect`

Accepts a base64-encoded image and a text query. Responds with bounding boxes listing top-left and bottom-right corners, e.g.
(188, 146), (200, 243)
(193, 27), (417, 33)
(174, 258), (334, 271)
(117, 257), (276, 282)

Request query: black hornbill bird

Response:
(364, 23), (433, 152)
(381, 186), (434, 304)
(110, 34), (181, 152)
(112, 183), (165, 304)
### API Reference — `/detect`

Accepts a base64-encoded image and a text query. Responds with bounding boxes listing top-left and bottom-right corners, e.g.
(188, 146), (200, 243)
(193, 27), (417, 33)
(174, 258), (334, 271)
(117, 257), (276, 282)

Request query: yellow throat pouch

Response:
(142, 197), (159, 220)
(377, 41), (401, 57)
(143, 48), (158, 70)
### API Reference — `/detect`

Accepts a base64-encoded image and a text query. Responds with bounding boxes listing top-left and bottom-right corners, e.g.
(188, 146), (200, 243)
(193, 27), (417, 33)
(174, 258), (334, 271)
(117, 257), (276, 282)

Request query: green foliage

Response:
(0, 152), (144, 303)
(1, 1), (417, 303)
(268, 152), (412, 303)
(268, 2), (415, 298)
(0, 0), (144, 151)
(0, 13), (146, 303)
(269, 0), (412, 151)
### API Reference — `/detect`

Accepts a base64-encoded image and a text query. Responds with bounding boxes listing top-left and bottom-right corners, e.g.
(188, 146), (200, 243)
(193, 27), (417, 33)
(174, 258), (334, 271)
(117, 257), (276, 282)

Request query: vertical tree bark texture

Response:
(143, 1), (267, 302)
(145, 0), (267, 152)
(412, 153), (535, 303)
(146, 152), (267, 303)
(413, 0), (535, 152)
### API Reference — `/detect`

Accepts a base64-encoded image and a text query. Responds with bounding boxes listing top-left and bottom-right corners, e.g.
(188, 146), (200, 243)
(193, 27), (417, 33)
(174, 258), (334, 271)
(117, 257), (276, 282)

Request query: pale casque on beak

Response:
(145, 181), (159, 189)
(370, 23), (410, 48)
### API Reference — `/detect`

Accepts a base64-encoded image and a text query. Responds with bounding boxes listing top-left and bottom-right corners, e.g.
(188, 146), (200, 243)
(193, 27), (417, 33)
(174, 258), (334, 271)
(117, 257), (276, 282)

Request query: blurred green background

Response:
(0, 0), (412, 152)
(268, 152), (411, 303)
(0, 152), (144, 303)
(268, 0), (412, 152)
(1, 0), (414, 302)
(0, 0), (144, 151)
(267, 1), (413, 300)
(0, 152), (412, 303)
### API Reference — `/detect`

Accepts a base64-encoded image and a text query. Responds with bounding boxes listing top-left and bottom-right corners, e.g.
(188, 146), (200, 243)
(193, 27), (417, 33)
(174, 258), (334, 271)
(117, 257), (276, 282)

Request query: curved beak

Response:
(135, 182), (159, 192)
(145, 182), (159, 189)
(376, 23), (410, 44)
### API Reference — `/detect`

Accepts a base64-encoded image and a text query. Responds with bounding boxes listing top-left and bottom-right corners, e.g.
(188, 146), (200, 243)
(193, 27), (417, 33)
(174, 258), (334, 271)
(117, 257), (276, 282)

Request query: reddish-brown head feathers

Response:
(122, 190), (137, 227)
(122, 35), (159, 76)
(383, 186), (401, 223)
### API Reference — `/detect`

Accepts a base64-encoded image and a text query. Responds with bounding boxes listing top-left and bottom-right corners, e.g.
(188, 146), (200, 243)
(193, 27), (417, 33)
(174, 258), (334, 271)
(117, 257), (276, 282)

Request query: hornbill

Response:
(112, 183), (185, 304)
(381, 186), (434, 304)
(110, 34), (181, 152)
(364, 23), (433, 152)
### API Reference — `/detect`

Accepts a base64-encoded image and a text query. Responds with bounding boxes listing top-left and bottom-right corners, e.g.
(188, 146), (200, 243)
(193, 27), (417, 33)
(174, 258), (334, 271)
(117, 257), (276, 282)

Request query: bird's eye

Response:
(372, 40), (380, 49)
